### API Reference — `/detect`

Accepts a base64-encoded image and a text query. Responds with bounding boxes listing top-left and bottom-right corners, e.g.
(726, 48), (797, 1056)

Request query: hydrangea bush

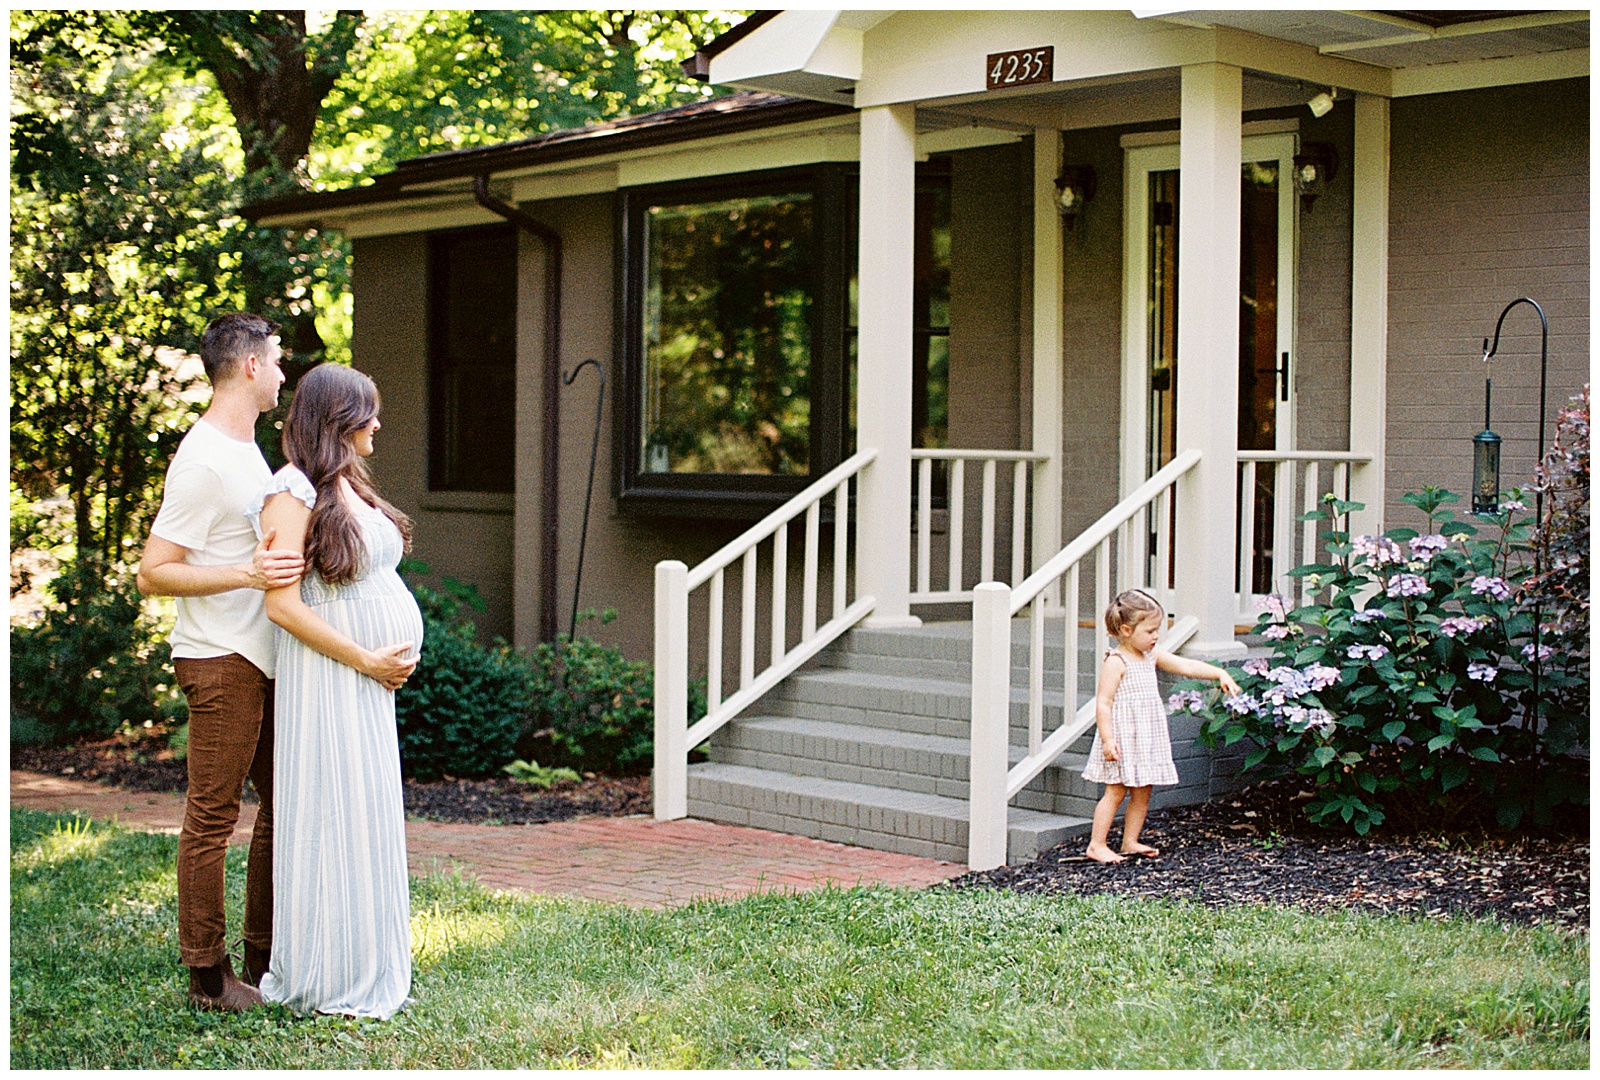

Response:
(1174, 487), (1588, 834)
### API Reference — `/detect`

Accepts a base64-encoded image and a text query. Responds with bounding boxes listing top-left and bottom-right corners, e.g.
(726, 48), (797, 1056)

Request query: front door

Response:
(1121, 133), (1298, 596)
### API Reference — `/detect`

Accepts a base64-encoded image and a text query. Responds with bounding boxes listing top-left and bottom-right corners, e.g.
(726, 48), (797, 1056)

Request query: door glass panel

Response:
(1239, 161), (1280, 593)
(1140, 157), (1287, 595)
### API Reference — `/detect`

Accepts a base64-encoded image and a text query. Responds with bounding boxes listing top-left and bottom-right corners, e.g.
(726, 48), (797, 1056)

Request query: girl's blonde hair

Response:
(1105, 589), (1163, 637)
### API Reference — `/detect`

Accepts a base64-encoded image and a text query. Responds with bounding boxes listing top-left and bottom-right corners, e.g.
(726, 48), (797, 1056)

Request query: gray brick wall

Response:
(1386, 78), (1589, 531)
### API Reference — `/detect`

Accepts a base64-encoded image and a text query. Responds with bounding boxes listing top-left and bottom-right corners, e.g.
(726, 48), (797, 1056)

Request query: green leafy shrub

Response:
(501, 758), (581, 789)
(522, 609), (707, 774)
(393, 565), (531, 781)
(9, 559), (185, 744)
(1177, 487), (1587, 834)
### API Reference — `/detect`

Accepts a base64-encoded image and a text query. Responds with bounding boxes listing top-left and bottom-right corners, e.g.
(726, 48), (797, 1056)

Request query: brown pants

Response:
(174, 654), (274, 969)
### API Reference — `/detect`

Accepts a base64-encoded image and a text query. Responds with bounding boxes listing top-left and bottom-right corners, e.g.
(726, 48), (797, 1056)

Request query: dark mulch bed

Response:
(944, 780), (1589, 931)
(10, 738), (650, 824)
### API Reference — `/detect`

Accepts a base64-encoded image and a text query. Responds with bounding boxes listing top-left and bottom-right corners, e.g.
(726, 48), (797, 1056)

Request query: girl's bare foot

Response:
(1121, 842), (1160, 857)
(1085, 842), (1125, 863)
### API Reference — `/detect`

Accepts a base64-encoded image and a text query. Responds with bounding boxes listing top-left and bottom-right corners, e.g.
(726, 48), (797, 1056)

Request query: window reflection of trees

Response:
(643, 193), (813, 475)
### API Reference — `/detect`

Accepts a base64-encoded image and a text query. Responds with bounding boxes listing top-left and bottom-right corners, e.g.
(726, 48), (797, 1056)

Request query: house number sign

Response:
(986, 46), (1053, 91)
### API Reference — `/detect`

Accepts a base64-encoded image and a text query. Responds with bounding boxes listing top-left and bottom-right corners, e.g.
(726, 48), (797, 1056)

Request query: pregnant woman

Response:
(250, 363), (422, 1019)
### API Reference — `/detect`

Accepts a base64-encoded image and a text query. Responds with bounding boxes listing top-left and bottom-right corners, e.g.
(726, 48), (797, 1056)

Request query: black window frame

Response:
(426, 223), (518, 494)
(615, 164), (851, 519)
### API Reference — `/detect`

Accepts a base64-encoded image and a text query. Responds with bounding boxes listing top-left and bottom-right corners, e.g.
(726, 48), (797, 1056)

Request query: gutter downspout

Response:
(474, 174), (563, 644)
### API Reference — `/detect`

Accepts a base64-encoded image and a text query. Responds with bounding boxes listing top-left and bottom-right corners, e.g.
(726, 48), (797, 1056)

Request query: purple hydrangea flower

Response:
(1471, 575), (1512, 601)
(1499, 499), (1527, 513)
(1409, 534), (1449, 561)
(1351, 608), (1386, 624)
(1353, 535), (1404, 566)
(1256, 593), (1292, 617)
(1521, 643), (1555, 663)
(1223, 693), (1260, 716)
(1347, 644), (1389, 661)
(1467, 661), (1498, 683)
(1166, 690), (1206, 714)
(1439, 615), (1490, 638)
(1386, 574), (1429, 598)
(1262, 624), (1296, 641)
(1302, 708), (1337, 735)
(1304, 664), (1341, 691)
(1242, 657), (1270, 676)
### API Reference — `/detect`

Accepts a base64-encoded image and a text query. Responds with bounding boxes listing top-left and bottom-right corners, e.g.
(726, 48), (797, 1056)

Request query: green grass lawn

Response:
(10, 808), (1589, 1069)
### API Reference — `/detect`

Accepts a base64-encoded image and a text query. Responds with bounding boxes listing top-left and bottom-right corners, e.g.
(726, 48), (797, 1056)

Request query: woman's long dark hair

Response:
(281, 363), (412, 585)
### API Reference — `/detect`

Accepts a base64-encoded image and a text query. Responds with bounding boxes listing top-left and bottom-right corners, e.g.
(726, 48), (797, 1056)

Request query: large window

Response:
(428, 225), (516, 493)
(617, 162), (951, 517)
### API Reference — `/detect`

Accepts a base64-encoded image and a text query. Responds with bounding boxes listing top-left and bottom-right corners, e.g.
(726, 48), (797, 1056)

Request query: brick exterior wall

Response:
(1386, 78), (1590, 530)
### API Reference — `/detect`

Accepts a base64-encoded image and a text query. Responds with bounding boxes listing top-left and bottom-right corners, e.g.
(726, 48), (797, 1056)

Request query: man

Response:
(137, 312), (303, 1012)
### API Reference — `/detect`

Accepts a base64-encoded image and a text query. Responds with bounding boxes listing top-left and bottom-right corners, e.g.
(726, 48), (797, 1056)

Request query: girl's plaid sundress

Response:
(1082, 648), (1179, 787)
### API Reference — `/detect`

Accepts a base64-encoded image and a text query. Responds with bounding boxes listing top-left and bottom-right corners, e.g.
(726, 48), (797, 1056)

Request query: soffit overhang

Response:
(695, 8), (1588, 107)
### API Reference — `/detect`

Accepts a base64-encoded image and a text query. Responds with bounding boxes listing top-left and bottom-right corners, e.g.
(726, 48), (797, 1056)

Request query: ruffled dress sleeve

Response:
(247, 464), (317, 539)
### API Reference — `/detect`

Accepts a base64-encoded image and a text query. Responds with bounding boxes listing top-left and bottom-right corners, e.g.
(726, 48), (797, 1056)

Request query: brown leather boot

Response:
(188, 956), (264, 1012)
(241, 941), (271, 988)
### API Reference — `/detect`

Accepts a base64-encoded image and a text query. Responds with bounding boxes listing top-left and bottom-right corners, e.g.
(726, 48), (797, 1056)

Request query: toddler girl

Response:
(1083, 589), (1239, 863)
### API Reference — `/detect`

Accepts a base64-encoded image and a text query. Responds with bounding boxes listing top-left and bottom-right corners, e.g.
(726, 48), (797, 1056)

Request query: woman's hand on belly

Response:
(360, 642), (418, 691)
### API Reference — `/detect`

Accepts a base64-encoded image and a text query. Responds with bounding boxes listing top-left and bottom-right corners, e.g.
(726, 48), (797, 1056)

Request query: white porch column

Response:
(1031, 127), (1064, 599)
(1348, 93), (1390, 540)
(856, 103), (920, 628)
(1174, 63), (1246, 656)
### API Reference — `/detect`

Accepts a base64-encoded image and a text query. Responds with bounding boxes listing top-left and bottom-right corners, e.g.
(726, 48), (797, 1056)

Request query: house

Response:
(247, 10), (1589, 869)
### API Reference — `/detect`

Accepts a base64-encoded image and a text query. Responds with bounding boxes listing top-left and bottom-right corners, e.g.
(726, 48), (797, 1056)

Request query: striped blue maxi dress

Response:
(250, 466), (422, 1019)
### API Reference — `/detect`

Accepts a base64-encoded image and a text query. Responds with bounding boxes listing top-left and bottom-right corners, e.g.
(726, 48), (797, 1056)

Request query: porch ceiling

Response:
(1149, 10), (1589, 68)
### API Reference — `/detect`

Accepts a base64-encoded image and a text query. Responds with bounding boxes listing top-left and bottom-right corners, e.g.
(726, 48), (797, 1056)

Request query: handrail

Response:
(968, 448), (1201, 872)
(911, 448), (1050, 462)
(1011, 449), (1200, 615)
(1237, 450), (1371, 463)
(654, 447), (880, 822)
(688, 448), (879, 590)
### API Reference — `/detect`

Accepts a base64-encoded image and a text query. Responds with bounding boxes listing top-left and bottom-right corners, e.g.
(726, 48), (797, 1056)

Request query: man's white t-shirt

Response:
(151, 419), (277, 677)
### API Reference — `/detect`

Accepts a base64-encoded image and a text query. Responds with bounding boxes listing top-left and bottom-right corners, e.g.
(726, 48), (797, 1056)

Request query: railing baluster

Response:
(917, 456), (932, 595)
(1065, 563), (1081, 723)
(1300, 461), (1319, 607)
(708, 568), (724, 712)
(981, 458), (997, 583)
(803, 501), (820, 640)
(834, 479), (848, 620)
(741, 548), (756, 690)
(1273, 459), (1293, 600)
(1115, 518), (1130, 597)
(948, 459), (965, 594)
(1028, 600), (1044, 756)
(1237, 460), (1257, 617)
(1094, 536), (1111, 634)
(1155, 486), (1173, 613)
(1012, 459), (1028, 586)
(771, 520), (787, 666)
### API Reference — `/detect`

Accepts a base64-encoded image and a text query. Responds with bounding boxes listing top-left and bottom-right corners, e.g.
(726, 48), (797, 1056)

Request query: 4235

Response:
(986, 46), (1053, 91)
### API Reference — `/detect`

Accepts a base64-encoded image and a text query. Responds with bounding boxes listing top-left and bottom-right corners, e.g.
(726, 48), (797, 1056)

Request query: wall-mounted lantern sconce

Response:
(1054, 164), (1097, 230)
(1293, 142), (1339, 212)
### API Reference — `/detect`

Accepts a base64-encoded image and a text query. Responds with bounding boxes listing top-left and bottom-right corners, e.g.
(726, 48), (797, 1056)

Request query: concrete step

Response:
(819, 619), (1107, 682)
(707, 714), (1101, 817)
(685, 762), (1091, 865)
(758, 666), (1093, 741)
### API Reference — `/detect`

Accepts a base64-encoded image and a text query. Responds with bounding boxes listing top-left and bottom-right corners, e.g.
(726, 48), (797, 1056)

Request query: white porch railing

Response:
(653, 448), (879, 820)
(910, 448), (1051, 604)
(1236, 451), (1372, 618)
(967, 449), (1201, 871)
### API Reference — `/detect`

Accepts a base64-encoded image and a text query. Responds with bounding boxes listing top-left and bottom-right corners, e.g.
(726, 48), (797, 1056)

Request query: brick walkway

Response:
(10, 770), (964, 908)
